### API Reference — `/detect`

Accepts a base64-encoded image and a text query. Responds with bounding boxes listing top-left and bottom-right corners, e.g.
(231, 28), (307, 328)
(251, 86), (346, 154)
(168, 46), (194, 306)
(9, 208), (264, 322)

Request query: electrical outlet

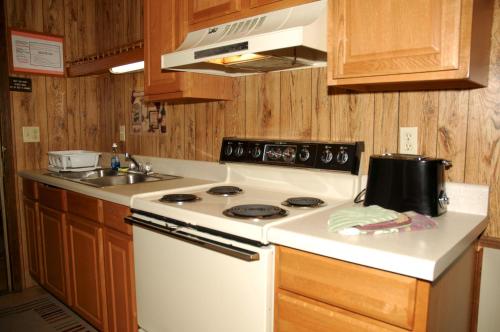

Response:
(22, 126), (40, 143)
(119, 125), (126, 141)
(399, 127), (418, 154)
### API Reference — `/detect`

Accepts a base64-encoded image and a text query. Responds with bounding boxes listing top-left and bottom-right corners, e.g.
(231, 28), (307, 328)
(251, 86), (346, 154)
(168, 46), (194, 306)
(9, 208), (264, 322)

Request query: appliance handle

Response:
(125, 216), (260, 262)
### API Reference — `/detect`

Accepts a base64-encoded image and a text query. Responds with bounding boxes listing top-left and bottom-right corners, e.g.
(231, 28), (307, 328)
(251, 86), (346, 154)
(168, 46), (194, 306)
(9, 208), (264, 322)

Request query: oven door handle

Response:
(125, 216), (260, 262)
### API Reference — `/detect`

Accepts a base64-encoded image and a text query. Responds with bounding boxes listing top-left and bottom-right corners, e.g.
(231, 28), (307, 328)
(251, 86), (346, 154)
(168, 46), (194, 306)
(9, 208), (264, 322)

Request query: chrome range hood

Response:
(161, 0), (327, 77)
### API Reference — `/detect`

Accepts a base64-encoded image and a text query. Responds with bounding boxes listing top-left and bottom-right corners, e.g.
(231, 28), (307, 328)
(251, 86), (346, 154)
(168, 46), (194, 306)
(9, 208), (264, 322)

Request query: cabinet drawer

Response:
(38, 183), (67, 211)
(67, 191), (103, 222)
(277, 246), (417, 329)
(276, 290), (405, 332)
(23, 178), (38, 200)
(103, 201), (131, 235)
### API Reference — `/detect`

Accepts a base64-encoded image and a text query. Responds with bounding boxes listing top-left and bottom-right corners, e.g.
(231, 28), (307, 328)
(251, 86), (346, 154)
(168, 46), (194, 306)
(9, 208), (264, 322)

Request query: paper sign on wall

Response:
(10, 29), (64, 76)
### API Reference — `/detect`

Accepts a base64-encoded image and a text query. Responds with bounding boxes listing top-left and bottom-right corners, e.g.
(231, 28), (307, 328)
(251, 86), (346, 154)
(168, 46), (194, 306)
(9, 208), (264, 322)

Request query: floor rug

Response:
(0, 294), (98, 332)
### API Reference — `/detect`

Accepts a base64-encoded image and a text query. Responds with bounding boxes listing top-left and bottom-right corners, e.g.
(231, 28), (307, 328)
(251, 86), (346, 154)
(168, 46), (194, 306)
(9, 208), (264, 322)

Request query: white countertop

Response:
(19, 160), (490, 282)
(267, 182), (490, 281)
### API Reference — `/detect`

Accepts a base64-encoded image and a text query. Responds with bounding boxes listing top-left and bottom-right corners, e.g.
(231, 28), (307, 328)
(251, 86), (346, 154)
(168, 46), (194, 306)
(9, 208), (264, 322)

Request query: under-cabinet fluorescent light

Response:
(110, 61), (144, 74)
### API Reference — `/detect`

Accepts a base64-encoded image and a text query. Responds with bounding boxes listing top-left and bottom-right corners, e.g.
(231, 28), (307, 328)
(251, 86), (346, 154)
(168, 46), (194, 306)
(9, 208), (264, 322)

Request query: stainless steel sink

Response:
(46, 168), (181, 187)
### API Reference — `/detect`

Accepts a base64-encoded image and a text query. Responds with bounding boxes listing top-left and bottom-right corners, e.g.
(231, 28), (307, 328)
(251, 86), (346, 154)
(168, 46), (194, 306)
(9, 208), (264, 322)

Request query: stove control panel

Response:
(220, 138), (364, 175)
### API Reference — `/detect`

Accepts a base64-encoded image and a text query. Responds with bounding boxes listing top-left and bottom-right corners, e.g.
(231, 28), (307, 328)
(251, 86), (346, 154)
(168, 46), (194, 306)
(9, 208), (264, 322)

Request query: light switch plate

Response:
(119, 125), (126, 141)
(22, 126), (40, 143)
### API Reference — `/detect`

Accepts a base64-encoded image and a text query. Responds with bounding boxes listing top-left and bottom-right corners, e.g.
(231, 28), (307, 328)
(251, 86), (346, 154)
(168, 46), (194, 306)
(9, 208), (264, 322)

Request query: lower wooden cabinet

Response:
(275, 245), (476, 332)
(103, 228), (136, 332)
(23, 197), (42, 283)
(39, 205), (70, 303)
(67, 214), (107, 330)
(22, 181), (137, 332)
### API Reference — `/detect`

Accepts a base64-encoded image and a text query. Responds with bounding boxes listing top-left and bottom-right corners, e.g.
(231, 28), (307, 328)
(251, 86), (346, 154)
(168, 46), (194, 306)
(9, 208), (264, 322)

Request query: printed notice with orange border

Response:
(10, 30), (64, 76)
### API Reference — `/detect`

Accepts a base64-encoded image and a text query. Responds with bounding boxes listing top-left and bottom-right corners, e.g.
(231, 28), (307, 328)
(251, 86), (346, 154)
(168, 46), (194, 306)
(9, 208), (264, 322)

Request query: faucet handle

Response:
(143, 162), (153, 174)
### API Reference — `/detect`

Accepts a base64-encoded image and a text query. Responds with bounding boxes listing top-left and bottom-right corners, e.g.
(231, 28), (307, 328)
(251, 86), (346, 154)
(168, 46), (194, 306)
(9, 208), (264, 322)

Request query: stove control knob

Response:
(266, 147), (282, 161)
(320, 148), (333, 164)
(282, 147), (296, 163)
(251, 145), (262, 159)
(336, 150), (349, 164)
(224, 144), (233, 156)
(234, 144), (245, 157)
(298, 147), (310, 162)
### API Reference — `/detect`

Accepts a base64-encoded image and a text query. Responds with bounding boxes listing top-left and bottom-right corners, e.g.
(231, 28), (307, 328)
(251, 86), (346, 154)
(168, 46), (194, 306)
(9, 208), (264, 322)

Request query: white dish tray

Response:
(48, 150), (101, 172)
(47, 165), (101, 173)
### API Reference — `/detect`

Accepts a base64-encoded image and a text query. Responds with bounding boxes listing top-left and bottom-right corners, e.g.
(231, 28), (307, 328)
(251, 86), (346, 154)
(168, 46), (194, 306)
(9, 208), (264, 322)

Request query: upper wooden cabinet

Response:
(328, 0), (494, 91)
(188, 0), (243, 25)
(187, 0), (315, 30)
(144, 0), (233, 102)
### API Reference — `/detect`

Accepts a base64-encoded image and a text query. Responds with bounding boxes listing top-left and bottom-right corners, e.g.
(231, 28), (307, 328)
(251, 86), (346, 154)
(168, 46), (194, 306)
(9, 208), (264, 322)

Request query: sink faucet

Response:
(124, 152), (151, 174)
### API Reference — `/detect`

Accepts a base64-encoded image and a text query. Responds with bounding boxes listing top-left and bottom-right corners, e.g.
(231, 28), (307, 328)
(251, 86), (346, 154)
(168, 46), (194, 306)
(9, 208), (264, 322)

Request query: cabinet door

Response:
(67, 214), (107, 330)
(39, 206), (70, 303)
(144, 0), (184, 96)
(144, 0), (234, 101)
(103, 228), (137, 332)
(23, 197), (42, 283)
(188, 0), (242, 25)
(329, 0), (462, 79)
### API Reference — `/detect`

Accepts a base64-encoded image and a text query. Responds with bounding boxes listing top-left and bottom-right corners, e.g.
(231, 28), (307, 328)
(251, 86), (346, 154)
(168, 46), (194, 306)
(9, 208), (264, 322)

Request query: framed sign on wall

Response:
(9, 29), (64, 76)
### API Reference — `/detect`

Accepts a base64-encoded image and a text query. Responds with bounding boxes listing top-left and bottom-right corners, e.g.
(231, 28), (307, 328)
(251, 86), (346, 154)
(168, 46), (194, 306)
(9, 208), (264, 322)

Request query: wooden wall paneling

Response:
(311, 67), (330, 141)
(330, 89), (375, 174)
(184, 104), (196, 160)
(11, 76), (49, 170)
(97, 75), (114, 152)
(6, 0), (43, 31)
(43, 0), (65, 35)
(95, 0), (112, 53)
(66, 78), (82, 150)
(373, 92), (399, 154)
(245, 72), (281, 139)
(212, 101), (225, 160)
(280, 69), (312, 140)
(465, 14), (500, 238)
(80, 77), (99, 151)
(437, 90), (470, 182)
(64, 0), (79, 61)
(46, 77), (68, 151)
(140, 134), (160, 158)
(124, 0), (144, 44)
(194, 103), (214, 161)
(223, 77), (246, 138)
(110, 75), (124, 151)
(166, 104), (185, 159)
(398, 91), (439, 156)
(114, 0), (126, 47)
(78, 0), (96, 56)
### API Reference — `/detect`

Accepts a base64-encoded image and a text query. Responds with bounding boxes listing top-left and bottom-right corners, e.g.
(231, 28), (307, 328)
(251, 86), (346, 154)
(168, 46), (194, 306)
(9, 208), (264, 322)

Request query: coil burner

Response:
(282, 197), (325, 208)
(207, 186), (243, 196)
(160, 194), (201, 204)
(223, 204), (288, 220)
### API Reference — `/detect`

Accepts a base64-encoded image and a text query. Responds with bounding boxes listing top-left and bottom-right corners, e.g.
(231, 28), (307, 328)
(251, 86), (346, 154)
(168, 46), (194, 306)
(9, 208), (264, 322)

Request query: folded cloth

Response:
(327, 205), (402, 233)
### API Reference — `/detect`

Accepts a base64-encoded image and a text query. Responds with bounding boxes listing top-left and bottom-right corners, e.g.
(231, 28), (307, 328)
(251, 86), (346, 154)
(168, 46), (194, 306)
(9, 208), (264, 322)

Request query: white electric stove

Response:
(129, 138), (363, 332)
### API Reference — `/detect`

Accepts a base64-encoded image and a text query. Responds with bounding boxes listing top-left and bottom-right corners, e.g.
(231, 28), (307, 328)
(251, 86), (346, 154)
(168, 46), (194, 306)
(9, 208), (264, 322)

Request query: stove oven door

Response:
(130, 216), (274, 332)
